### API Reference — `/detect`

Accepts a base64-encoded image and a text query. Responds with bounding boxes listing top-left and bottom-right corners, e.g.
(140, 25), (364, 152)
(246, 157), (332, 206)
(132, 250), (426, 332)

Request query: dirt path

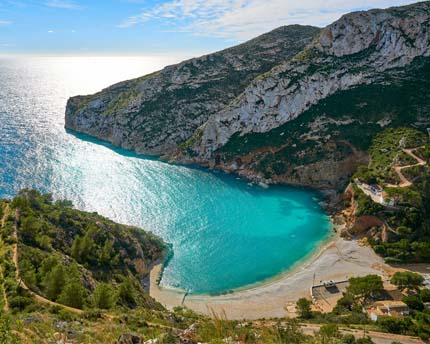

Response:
(0, 203), (10, 311)
(387, 147), (427, 188)
(12, 210), (83, 315)
(0, 265), (9, 312)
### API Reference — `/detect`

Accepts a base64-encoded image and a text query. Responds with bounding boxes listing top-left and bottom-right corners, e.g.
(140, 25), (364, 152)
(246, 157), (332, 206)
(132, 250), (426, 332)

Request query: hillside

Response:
(1, 191), (429, 343)
(184, 1), (430, 190)
(65, 2), (430, 192)
(65, 25), (320, 155)
(345, 127), (430, 264)
(0, 190), (430, 344)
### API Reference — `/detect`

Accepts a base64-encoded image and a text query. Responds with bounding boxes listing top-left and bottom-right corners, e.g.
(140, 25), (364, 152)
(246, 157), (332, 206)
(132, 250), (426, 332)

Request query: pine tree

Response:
(92, 283), (115, 309)
(70, 236), (83, 261)
(118, 278), (136, 307)
(43, 264), (66, 301)
(58, 282), (86, 309)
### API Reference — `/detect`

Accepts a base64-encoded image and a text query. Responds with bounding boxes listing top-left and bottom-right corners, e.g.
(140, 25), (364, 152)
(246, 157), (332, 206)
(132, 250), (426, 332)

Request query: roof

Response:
(373, 300), (408, 308)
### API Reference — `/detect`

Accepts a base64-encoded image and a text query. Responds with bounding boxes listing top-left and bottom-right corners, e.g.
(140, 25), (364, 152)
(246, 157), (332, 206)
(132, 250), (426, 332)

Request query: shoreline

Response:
(149, 222), (399, 320)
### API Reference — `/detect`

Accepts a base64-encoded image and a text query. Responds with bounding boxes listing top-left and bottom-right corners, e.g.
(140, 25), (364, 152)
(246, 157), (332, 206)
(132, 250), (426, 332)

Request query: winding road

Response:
(387, 147), (427, 188)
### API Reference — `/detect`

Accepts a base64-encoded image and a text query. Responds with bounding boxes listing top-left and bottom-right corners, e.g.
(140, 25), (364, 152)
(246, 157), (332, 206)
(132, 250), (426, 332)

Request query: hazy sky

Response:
(0, 0), (419, 55)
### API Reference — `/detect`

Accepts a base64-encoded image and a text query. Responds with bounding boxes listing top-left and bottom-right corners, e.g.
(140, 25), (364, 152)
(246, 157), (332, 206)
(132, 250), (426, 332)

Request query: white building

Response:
(366, 301), (410, 321)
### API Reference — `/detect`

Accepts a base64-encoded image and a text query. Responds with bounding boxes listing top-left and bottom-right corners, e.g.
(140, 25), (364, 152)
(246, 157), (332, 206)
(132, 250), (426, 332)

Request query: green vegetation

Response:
(215, 57), (430, 190)
(301, 274), (430, 340)
(390, 272), (424, 291)
(351, 127), (430, 263)
(2, 192), (424, 343)
(6, 189), (165, 312)
(354, 127), (428, 186)
(345, 275), (384, 305)
(296, 298), (312, 319)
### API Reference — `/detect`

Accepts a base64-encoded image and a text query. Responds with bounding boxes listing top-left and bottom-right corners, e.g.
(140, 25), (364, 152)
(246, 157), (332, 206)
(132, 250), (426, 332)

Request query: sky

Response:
(0, 0), (420, 56)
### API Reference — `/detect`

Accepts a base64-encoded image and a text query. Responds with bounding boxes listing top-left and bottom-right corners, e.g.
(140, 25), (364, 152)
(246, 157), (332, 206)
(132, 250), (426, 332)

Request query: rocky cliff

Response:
(191, 2), (430, 159)
(66, 1), (430, 191)
(65, 25), (319, 155)
(182, 1), (430, 190)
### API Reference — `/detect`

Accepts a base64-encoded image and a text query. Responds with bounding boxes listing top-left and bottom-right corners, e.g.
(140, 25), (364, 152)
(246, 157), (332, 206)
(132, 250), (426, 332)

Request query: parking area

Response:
(311, 281), (349, 313)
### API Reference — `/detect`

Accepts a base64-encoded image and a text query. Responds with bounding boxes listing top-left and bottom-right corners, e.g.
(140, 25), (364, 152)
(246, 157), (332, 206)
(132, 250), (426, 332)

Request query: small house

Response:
(366, 301), (410, 321)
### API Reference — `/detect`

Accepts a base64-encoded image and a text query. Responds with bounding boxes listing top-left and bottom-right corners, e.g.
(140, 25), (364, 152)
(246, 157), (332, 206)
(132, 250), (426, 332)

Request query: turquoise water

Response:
(0, 57), (331, 294)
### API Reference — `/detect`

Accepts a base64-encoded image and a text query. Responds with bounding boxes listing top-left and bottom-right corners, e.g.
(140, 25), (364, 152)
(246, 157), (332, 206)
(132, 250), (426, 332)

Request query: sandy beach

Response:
(150, 232), (398, 320)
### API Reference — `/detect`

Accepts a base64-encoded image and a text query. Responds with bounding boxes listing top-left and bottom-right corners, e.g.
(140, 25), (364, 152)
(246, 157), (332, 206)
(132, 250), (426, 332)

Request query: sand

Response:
(149, 233), (398, 320)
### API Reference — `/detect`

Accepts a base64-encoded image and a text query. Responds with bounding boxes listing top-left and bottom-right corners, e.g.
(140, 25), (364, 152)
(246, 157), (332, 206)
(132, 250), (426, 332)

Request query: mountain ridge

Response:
(65, 1), (430, 192)
(65, 24), (320, 155)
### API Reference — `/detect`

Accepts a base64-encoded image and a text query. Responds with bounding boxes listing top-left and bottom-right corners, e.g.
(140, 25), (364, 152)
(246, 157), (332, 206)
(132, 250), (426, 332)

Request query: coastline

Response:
(149, 222), (398, 320)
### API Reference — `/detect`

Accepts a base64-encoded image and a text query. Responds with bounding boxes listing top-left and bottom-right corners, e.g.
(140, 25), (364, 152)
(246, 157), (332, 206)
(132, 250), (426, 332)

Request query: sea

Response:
(0, 56), (331, 294)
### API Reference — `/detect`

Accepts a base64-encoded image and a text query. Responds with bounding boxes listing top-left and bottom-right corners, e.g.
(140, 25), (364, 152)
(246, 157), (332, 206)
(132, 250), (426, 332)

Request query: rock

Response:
(143, 339), (158, 344)
(23, 314), (42, 325)
(117, 333), (143, 344)
(193, 2), (430, 158)
(65, 25), (320, 155)
(65, 2), (430, 191)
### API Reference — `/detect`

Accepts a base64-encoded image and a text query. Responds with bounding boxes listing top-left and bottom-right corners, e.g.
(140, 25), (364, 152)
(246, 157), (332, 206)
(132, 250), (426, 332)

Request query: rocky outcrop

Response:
(65, 25), (320, 155)
(65, 2), (430, 191)
(191, 2), (430, 159)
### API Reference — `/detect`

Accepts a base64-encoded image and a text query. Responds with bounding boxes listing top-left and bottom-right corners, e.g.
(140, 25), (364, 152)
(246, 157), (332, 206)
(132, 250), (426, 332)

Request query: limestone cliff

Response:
(65, 2), (430, 191)
(65, 25), (319, 155)
(181, 1), (430, 190)
(191, 2), (430, 158)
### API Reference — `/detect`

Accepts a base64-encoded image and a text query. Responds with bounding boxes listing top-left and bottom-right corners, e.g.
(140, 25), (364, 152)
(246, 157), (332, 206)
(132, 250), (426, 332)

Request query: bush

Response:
(58, 282), (86, 309)
(83, 308), (103, 321)
(92, 283), (115, 310)
(8, 296), (34, 311)
(420, 288), (430, 302)
(296, 298), (312, 319)
(391, 271), (424, 291)
(378, 317), (412, 334)
(57, 309), (78, 321)
(403, 295), (424, 311)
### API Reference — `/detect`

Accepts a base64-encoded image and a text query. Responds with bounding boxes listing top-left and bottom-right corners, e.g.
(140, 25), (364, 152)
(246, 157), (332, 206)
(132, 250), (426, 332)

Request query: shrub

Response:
(391, 271), (424, 291)
(296, 298), (312, 319)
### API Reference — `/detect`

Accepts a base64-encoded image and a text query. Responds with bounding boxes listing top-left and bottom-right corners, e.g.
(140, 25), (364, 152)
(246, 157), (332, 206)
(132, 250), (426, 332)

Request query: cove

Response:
(0, 56), (331, 294)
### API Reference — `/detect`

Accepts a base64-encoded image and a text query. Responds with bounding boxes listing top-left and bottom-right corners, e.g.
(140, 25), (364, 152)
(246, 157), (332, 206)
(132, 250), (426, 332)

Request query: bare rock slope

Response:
(66, 2), (430, 190)
(65, 25), (319, 155)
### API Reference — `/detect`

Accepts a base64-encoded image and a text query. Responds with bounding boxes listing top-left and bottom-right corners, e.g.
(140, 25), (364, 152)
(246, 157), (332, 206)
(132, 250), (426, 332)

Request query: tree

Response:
(378, 317), (412, 335)
(58, 282), (86, 309)
(296, 298), (312, 319)
(99, 240), (114, 266)
(420, 288), (430, 302)
(70, 236), (83, 261)
(40, 256), (59, 276)
(19, 215), (41, 244)
(317, 324), (340, 343)
(92, 283), (115, 309)
(43, 264), (66, 301)
(118, 278), (136, 307)
(346, 275), (383, 305)
(402, 295), (424, 311)
(391, 271), (424, 291)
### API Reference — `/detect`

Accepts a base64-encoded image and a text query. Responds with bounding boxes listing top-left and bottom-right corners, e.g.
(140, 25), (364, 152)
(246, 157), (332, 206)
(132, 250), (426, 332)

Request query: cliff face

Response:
(65, 2), (430, 191)
(179, 1), (430, 190)
(191, 2), (430, 159)
(65, 25), (320, 155)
